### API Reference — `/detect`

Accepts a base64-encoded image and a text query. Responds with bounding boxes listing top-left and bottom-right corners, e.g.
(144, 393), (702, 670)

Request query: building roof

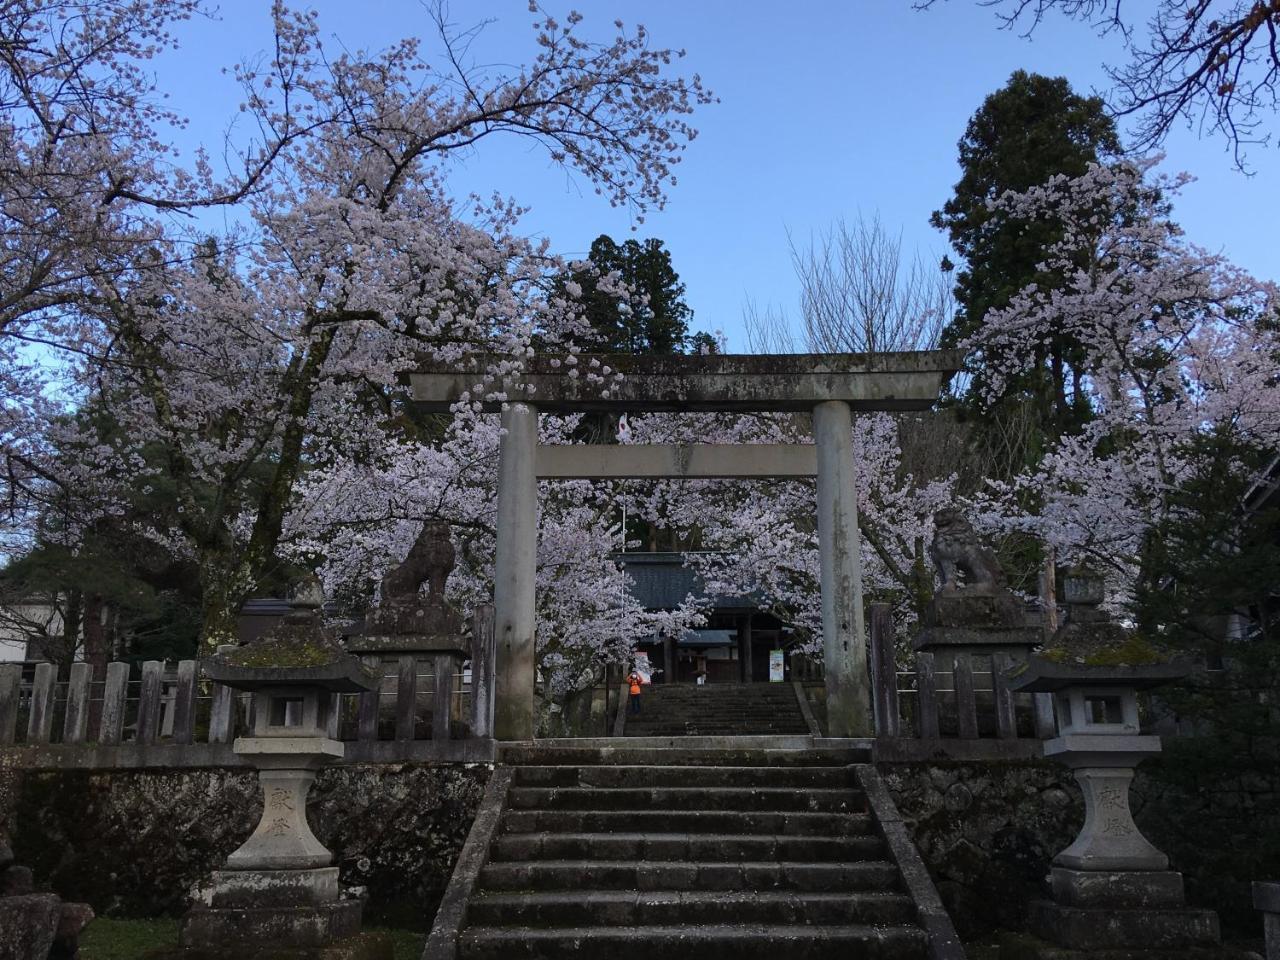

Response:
(618, 552), (759, 612)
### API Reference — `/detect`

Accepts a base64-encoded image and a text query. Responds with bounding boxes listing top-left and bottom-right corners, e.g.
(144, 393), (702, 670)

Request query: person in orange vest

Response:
(626, 668), (644, 715)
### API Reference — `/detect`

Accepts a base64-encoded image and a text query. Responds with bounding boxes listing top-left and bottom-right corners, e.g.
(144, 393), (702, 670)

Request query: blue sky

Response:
(157, 2), (1280, 350)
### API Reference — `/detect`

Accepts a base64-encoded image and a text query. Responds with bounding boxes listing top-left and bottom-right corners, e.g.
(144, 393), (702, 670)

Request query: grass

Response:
(78, 917), (424, 960)
(79, 917), (178, 960)
(369, 926), (426, 960)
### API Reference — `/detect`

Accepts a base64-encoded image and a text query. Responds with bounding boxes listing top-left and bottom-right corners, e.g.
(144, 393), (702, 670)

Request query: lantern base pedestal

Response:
(176, 897), (391, 959)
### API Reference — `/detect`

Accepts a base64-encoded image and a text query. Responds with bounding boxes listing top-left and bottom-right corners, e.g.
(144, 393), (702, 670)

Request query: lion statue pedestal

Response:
(913, 508), (1041, 694)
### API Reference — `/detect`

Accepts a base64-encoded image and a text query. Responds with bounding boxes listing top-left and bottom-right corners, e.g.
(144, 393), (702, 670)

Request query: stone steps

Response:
(489, 831), (887, 862)
(478, 859), (907, 893)
(458, 923), (929, 959)
(499, 739), (834, 764)
(466, 889), (919, 926)
(502, 808), (877, 836)
(624, 684), (811, 738)
(512, 763), (856, 788)
(448, 747), (933, 960)
(506, 785), (863, 812)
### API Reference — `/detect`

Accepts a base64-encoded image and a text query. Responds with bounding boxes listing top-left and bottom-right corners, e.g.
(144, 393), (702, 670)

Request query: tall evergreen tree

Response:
(933, 71), (1121, 453)
(564, 235), (697, 354)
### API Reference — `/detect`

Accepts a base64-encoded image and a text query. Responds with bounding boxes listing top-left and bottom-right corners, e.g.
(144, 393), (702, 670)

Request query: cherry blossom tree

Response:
(0, 1), (715, 651)
(284, 413), (704, 696)
(966, 157), (1280, 592)
(613, 410), (956, 648)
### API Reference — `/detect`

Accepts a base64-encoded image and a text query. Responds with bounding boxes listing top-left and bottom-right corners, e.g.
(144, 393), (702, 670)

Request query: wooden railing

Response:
(0, 607), (497, 766)
(868, 602), (1054, 742)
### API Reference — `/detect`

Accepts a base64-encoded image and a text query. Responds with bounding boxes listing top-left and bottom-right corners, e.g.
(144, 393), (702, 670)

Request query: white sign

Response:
(769, 649), (785, 682)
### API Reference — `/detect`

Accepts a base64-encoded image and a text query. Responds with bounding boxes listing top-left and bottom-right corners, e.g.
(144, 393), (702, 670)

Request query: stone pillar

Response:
(224, 749), (339, 871)
(1054, 765), (1167, 872)
(1255, 882), (1279, 960)
(813, 400), (871, 737)
(494, 402), (539, 741)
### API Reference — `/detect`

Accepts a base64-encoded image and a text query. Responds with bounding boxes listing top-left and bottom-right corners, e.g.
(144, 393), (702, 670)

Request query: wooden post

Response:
(209, 682), (234, 743)
(992, 653), (1016, 740)
(27, 662), (56, 743)
(396, 655), (417, 741)
(99, 662), (129, 744)
(954, 653), (979, 740)
(869, 603), (900, 737)
(136, 660), (164, 744)
(432, 653), (455, 743)
(63, 662), (92, 744)
(915, 652), (939, 739)
(172, 659), (197, 745)
(358, 656), (380, 742)
(0, 663), (20, 745)
(469, 605), (496, 739)
(1034, 692), (1057, 739)
(740, 614), (754, 683)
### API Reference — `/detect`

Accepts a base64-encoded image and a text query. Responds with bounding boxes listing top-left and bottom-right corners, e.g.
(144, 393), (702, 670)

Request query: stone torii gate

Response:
(412, 350), (960, 741)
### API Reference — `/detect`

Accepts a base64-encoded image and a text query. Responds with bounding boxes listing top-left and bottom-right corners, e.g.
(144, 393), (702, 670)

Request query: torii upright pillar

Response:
(493, 402), (539, 741)
(814, 400), (872, 738)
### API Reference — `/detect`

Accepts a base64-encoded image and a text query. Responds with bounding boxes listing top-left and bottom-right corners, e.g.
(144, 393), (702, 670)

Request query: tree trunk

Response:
(59, 589), (83, 678)
(198, 553), (257, 654)
(1040, 546), (1058, 641)
(82, 594), (108, 680)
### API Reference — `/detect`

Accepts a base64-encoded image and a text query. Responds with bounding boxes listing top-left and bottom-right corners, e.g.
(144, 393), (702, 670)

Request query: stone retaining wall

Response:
(880, 756), (1279, 942)
(3, 754), (1272, 941)
(0, 762), (490, 922)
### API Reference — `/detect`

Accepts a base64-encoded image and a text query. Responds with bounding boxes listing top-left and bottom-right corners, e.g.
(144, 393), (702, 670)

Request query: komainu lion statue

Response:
(928, 507), (1006, 594)
(380, 520), (455, 603)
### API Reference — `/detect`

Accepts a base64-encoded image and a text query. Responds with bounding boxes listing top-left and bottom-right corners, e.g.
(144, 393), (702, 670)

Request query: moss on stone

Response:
(222, 634), (344, 669)
(1039, 633), (1165, 667)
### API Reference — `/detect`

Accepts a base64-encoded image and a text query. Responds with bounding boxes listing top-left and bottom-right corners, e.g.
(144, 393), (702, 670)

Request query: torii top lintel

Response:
(411, 349), (963, 413)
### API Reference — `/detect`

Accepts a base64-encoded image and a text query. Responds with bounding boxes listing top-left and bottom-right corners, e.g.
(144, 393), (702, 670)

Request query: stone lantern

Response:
(180, 578), (389, 959)
(347, 521), (470, 742)
(1004, 568), (1222, 956)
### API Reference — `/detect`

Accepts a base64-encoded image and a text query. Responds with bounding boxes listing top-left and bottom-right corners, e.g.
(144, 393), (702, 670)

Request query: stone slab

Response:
(346, 633), (467, 655)
(923, 592), (1028, 629)
(1000, 931), (1251, 960)
(411, 349), (964, 413)
(203, 657), (378, 694)
(1007, 660), (1190, 694)
(1028, 898), (1220, 951)
(0, 893), (61, 960)
(1050, 867), (1184, 908)
(197, 867), (340, 908)
(232, 737), (345, 760)
(1255, 880), (1280, 914)
(180, 898), (363, 950)
(1043, 734), (1163, 765)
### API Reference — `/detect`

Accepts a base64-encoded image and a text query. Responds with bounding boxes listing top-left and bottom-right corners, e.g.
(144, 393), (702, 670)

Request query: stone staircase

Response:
(425, 744), (962, 959)
(623, 682), (812, 737)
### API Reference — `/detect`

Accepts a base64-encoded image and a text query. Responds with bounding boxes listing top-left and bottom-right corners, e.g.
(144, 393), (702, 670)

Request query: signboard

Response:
(769, 649), (785, 682)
